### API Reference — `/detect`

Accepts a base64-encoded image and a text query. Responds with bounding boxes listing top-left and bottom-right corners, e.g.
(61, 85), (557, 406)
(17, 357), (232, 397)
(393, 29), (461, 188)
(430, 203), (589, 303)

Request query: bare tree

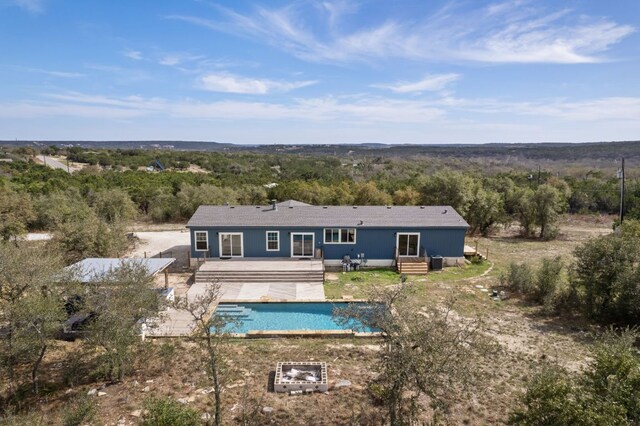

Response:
(82, 261), (163, 382)
(0, 243), (67, 399)
(335, 282), (493, 425)
(173, 281), (235, 426)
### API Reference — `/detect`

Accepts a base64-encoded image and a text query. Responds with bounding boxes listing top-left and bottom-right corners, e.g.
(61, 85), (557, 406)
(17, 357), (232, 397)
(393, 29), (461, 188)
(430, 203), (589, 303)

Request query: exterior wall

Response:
(189, 226), (467, 260)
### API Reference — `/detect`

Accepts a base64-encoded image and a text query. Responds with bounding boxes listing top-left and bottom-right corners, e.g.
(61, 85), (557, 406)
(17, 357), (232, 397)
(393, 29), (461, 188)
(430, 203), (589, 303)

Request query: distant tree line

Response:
(1, 146), (634, 242)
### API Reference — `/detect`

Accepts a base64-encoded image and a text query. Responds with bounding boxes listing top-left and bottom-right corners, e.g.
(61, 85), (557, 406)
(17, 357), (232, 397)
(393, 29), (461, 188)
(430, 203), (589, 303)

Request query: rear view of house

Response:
(187, 200), (468, 270)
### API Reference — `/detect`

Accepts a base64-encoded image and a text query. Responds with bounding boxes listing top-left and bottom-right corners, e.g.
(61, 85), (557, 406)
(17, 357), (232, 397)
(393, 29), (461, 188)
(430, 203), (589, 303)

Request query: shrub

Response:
(141, 397), (200, 426)
(534, 257), (563, 305)
(62, 397), (96, 426)
(500, 263), (535, 295)
(510, 329), (640, 425)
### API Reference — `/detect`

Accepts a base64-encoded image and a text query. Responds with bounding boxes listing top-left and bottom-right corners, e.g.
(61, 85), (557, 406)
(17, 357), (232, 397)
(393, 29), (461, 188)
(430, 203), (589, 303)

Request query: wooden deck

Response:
(199, 258), (324, 272)
(198, 258), (325, 301)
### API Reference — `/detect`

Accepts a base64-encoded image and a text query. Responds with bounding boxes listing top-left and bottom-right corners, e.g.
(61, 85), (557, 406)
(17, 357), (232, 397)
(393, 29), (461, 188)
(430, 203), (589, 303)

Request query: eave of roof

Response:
(186, 204), (469, 229)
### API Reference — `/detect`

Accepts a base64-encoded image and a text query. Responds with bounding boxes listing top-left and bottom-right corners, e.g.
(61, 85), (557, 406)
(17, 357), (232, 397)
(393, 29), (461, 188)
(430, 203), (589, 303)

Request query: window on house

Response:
(195, 231), (208, 251)
(324, 228), (356, 244)
(266, 231), (279, 251)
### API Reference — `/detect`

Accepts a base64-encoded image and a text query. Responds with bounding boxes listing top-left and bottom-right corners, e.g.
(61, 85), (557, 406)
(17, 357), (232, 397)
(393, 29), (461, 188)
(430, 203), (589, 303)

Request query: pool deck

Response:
(218, 282), (324, 301)
(147, 260), (325, 337)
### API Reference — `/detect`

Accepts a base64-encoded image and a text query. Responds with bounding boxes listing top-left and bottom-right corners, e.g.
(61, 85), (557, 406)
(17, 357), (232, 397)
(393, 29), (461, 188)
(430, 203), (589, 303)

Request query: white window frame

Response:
(194, 231), (209, 251)
(396, 232), (420, 257)
(218, 232), (244, 257)
(290, 232), (315, 257)
(265, 231), (280, 251)
(323, 228), (357, 244)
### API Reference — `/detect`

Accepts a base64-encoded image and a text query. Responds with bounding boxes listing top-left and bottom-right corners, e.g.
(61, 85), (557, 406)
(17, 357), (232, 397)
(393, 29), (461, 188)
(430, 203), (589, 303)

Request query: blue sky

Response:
(0, 0), (639, 144)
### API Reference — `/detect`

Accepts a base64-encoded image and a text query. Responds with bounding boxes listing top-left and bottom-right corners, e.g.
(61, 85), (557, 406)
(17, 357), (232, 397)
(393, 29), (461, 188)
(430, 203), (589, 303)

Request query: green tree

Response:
(82, 261), (162, 382)
(466, 183), (505, 236)
(353, 181), (392, 205)
(572, 224), (640, 324)
(51, 213), (128, 263)
(509, 187), (537, 237)
(176, 183), (238, 219)
(33, 188), (92, 230)
(336, 284), (491, 424)
(173, 281), (233, 426)
(510, 329), (640, 425)
(0, 243), (68, 396)
(0, 188), (35, 243)
(392, 187), (420, 206)
(88, 188), (138, 223)
(418, 171), (472, 216)
(532, 184), (564, 240)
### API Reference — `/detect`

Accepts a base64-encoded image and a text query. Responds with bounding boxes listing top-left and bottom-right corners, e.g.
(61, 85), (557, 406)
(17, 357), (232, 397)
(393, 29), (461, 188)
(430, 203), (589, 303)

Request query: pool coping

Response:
(228, 330), (382, 338)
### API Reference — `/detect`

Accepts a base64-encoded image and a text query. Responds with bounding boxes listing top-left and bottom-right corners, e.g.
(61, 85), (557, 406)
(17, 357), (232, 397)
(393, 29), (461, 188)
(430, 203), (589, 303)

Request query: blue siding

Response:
(189, 227), (466, 259)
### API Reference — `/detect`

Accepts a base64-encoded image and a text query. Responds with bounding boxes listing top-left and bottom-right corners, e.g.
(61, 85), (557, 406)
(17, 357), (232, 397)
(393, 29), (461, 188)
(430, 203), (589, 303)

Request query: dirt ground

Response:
(4, 215), (618, 425)
(128, 229), (191, 270)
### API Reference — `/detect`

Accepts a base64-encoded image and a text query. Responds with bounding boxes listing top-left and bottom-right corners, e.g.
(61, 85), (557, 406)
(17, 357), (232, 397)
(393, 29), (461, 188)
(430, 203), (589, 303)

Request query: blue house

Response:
(187, 200), (468, 271)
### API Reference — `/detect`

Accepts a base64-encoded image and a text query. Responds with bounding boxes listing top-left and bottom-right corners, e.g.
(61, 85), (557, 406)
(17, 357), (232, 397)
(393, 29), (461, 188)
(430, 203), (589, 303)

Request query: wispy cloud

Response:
(84, 64), (151, 83)
(123, 50), (143, 60)
(22, 67), (84, 78)
(198, 72), (317, 94)
(373, 74), (460, 93)
(159, 52), (206, 66)
(168, 1), (634, 64)
(0, 91), (444, 123)
(11, 0), (45, 13)
(3, 91), (640, 125)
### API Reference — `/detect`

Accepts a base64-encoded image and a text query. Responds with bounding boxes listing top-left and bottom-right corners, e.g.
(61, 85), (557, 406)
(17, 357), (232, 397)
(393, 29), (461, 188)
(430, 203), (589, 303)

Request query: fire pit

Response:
(274, 362), (328, 393)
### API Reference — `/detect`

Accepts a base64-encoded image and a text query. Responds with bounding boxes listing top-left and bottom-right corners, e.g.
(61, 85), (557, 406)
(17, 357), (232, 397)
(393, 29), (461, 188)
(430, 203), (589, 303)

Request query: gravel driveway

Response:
(128, 230), (191, 269)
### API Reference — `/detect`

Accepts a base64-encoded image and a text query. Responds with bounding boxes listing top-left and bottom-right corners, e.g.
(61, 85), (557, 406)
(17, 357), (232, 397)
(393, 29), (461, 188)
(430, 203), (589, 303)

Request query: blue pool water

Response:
(213, 302), (375, 333)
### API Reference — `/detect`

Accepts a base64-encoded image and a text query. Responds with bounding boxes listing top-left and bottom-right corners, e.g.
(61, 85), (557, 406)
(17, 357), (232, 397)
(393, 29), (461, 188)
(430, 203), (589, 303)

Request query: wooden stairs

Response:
(397, 257), (429, 275)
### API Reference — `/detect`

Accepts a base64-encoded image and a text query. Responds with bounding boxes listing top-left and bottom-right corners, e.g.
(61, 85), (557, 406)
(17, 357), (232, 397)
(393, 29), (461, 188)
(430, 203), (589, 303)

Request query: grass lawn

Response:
(324, 261), (492, 300)
(324, 268), (400, 299)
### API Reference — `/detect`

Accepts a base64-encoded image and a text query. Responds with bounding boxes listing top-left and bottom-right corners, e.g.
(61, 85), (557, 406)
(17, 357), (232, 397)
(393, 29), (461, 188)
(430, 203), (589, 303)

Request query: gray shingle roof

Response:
(187, 201), (468, 228)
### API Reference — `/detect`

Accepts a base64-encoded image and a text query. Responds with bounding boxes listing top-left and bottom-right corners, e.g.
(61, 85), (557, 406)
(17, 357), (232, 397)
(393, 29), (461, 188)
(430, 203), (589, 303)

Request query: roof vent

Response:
(386, 206), (392, 209)
(442, 209), (448, 214)
(420, 206), (425, 209)
(271, 199), (278, 211)
(353, 206), (358, 209)
(289, 206), (294, 209)
(255, 206), (260, 209)
(230, 206), (235, 209)
(323, 206), (328, 209)
(358, 220), (364, 225)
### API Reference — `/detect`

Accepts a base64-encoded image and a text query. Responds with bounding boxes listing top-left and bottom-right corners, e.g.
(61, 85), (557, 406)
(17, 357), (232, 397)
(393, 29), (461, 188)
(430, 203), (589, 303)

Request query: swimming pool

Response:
(213, 302), (375, 334)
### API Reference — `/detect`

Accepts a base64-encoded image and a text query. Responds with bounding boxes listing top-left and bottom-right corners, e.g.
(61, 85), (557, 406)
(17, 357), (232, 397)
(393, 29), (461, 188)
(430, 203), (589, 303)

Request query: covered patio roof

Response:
(66, 257), (175, 283)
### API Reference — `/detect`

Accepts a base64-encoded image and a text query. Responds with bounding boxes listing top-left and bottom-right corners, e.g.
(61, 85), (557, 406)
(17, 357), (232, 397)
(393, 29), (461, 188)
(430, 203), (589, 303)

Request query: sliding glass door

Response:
(397, 233), (419, 256)
(291, 233), (314, 257)
(219, 233), (243, 257)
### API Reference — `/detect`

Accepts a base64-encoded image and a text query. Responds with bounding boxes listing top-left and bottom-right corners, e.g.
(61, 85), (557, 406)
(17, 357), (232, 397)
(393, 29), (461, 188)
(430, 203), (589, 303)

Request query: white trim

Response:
(265, 230), (280, 251)
(218, 232), (244, 257)
(290, 232), (315, 257)
(396, 232), (420, 257)
(323, 228), (357, 244)
(194, 230), (209, 252)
